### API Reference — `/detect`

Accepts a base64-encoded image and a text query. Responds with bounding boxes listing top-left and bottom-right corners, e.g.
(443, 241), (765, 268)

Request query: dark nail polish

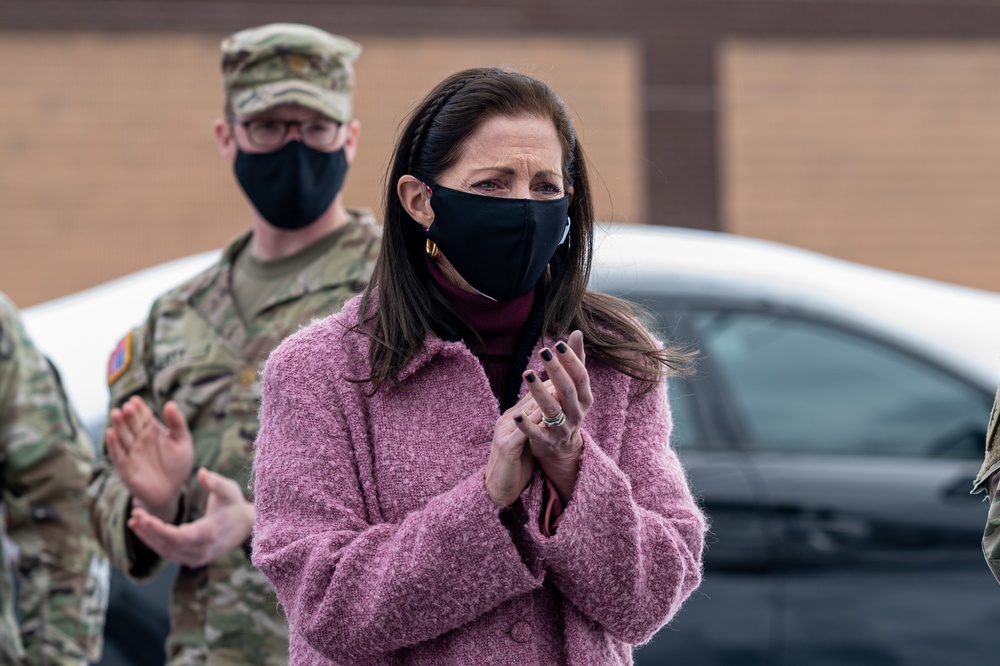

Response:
(555, 342), (568, 354)
(541, 349), (553, 362)
(515, 415), (523, 423)
(526, 373), (536, 383)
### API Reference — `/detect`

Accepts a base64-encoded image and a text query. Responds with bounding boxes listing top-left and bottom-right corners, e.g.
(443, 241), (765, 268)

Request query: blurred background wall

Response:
(0, 31), (643, 305)
(2, 0), (1000, 306)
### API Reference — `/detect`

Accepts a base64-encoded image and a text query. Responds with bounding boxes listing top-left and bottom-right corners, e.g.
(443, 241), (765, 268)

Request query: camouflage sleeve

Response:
(0, 293), (109, 665)
(86, 322), (172, 581)
(983, 477), (1000, 584)
(979, 385), (1000, 583)
(973, 385), (1000, 495)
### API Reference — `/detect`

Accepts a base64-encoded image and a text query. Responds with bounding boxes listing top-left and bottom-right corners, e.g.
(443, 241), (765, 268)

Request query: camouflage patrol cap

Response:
(221, 23), (361, 122)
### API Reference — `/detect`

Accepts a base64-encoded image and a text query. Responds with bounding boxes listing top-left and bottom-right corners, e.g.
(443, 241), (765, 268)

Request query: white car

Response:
(23, 251), (218, 433)
(24, 225), (1000, 437)
(22, 224), (1000, 666)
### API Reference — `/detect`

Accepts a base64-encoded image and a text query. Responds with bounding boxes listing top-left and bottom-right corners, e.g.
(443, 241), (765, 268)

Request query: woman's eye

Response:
(472, 180), (499, 191)
(536, 182), (563, 195)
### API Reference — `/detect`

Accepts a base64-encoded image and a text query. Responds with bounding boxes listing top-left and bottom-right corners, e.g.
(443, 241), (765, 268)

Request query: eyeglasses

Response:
(236, 117), (343, 152)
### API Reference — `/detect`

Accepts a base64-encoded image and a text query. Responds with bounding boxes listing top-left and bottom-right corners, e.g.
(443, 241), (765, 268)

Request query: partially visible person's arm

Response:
(94, 341), (258, 570)
(978, 387), (1000, 582)
(0, 294), (108, 665)
(983, 471), (1000, 583)
(88, 325), (180, 580)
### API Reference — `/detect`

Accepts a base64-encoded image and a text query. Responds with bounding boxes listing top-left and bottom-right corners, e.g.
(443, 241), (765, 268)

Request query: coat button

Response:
(510, 620), (532, 643)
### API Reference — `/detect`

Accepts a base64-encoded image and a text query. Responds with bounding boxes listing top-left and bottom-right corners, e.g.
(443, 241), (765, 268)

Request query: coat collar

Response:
(338, 282), (555, 397)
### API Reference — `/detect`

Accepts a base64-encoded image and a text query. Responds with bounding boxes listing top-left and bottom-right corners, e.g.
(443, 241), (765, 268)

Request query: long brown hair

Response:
(356, 67), (693, 393)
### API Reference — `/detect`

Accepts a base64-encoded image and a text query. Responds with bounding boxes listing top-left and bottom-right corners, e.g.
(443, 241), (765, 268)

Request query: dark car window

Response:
(626, 301), (707, 452)
(667, 376), (699, 450)
(689, 310), (989, 458)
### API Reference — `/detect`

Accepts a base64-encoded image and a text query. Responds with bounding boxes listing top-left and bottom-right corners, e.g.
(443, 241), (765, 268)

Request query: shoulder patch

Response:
(107, 332), (132, 385)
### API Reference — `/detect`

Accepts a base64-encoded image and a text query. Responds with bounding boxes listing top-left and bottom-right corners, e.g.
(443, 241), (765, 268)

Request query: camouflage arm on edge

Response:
(979, 385), (1000, 583)
(973, 385), (1000, 494)
(0, 293), (108, 665)
(984, 485), (1000, 584)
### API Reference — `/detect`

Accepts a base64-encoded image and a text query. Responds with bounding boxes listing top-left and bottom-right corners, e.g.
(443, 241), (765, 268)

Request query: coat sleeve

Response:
(251, 336), (545, 663)
(524, 374), (706, 645)
(0, 294), (108, 665)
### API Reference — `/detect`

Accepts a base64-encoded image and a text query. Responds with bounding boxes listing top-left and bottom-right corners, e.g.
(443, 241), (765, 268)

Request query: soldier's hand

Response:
(107, 396), (194, 523)
(126, 468), (253, 568)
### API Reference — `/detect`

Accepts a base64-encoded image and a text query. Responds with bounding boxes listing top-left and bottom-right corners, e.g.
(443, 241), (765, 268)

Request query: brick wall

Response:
(0, 32), (642, 306)
(720, 40), (1000, 292)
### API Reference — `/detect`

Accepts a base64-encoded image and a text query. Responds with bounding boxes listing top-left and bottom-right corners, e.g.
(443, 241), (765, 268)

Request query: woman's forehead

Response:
(454, 114), (564, 168)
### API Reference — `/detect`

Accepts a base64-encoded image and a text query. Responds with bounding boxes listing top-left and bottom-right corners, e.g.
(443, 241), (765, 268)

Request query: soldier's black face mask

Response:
(234, 140), (348, 230)
(422, 180), (571, 302)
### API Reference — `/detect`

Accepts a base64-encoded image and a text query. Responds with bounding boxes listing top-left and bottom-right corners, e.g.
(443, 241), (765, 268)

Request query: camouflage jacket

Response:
(88, 212), (379, 666)
(0, 292), (108, 666)
(974, 384), (1000, 583)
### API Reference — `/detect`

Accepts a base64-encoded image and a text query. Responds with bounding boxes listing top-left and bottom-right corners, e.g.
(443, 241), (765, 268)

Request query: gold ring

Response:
(520, 406), (534, 419)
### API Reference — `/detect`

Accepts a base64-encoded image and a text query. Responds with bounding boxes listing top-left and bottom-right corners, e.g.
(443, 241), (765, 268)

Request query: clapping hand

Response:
(128, 468), (254, 568)
(106, 396), (193, 523)
(485, 331), (592, 507)
(485, 395), (539, 509)
(514, 330), (592, 504)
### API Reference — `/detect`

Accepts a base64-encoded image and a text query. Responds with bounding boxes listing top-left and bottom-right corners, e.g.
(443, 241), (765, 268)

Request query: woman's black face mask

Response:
(422, 179), (571, 302)
(234, 141), (349, 231)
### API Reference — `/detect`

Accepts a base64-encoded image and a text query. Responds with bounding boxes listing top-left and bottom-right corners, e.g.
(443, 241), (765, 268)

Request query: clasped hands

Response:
(485, 330), (593, 508)
(106, 396), (253, 567)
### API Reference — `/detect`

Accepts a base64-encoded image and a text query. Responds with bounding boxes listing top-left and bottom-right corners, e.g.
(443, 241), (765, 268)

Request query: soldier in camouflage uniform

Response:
(87, 23), (379, 665)
(1, 291), (108, 665)
(974, 386), (1000, 582)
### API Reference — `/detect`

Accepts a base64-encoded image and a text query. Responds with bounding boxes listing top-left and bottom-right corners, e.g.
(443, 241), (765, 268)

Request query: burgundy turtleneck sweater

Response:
(425, 258), (565, 539)
(425, 257), (564, 664)
(425, 257), (535, 401)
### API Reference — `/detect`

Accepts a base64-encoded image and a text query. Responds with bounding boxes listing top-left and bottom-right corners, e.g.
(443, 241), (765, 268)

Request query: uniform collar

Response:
(182, 209), (378, 313)
(176, 209), (378, 349)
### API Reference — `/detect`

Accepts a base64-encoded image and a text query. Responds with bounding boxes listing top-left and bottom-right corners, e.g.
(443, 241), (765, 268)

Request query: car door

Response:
(683, 305), (995, 666)
(631, 307), (777, 666)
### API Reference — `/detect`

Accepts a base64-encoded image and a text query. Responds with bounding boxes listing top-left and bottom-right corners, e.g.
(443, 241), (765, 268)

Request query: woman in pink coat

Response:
(252, 67), (706, 665)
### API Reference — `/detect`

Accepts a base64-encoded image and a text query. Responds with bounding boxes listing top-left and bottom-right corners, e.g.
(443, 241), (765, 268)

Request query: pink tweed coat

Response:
(252, 294), (706, 665)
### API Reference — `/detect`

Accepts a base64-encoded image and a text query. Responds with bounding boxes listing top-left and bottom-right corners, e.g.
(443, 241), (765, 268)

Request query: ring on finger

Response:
(520, 405), (534, 419)
(541, 409), (566, 428)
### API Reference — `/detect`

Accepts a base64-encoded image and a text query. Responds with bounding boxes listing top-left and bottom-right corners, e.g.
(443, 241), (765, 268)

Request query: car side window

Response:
(667, 376), (699, 451)
(689, 309), (989, 458)
(630, 302), (706, 452)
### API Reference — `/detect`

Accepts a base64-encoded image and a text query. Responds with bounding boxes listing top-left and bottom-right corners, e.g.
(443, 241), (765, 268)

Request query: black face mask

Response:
(424, 181), (571, 302)
(234, 141), (348, 230)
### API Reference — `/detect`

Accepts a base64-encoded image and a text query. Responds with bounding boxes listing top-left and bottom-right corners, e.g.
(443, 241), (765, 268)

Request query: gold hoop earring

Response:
(425, 239), (440, 259)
